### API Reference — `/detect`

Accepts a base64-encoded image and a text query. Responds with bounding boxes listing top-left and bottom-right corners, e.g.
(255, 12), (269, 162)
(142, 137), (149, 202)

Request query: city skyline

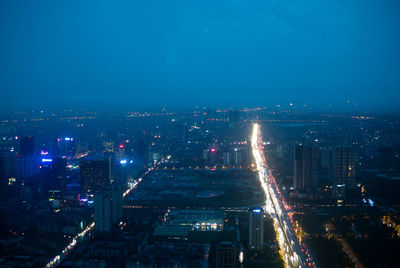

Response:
(1, 1), (400, 267)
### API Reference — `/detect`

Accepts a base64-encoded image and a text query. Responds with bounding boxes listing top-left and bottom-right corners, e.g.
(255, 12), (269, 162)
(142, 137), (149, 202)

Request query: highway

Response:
(251, 123), (317, 268)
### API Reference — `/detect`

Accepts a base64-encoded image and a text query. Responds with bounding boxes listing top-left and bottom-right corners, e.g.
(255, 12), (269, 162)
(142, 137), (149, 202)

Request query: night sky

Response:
(1, 0), (399, 111)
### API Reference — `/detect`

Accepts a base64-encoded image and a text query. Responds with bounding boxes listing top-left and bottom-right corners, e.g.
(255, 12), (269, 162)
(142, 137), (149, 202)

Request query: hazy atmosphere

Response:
(1, 0), (399, 111)
(2, 2), (400, 268)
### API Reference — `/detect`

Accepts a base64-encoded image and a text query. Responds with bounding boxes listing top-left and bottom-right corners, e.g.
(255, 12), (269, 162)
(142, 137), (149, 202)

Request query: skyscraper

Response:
(80, 160), (110, 193)
(293, 145), (320, 192)
(135, 139), (148, 168)
(94, 192), (111, 232)
(94, 187), (123, 232)
(111, 187), (123, 224)
(19, 136), (35, 157)
(249, 208), (264, 250)
(17, 136), (37, 183)
(53, 158), (67, 192)
(0, 156), (5, 191)
(333, 147), (356, 198)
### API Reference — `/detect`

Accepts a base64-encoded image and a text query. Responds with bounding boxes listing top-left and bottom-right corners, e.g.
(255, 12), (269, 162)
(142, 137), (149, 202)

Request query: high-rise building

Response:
(293, 145), (320, 192)
(95, 192), (111, 232)
(52, 137), (76, 158)
(20, 136), (35, 157)
(53, 158), (67, 192)
(249, 208), (264, 250)
(39, 159), (54, 195)
(17, 136), (38, 184)
(17, 155), (37, 182)
(135, 139), (148, 167)
(333, 147), (356, 198)
(80, 160), (110, 193)
(216, 242), (238, 268)
(94, 187), (123, 232)
(0, 156), (5, 191)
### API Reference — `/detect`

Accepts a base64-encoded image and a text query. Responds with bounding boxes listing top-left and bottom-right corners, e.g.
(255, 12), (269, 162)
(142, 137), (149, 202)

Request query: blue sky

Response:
(1, 0), (399, 111)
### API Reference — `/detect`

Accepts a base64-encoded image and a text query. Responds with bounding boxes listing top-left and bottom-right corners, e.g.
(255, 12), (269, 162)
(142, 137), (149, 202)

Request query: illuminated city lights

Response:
(252, 123), (316, 268)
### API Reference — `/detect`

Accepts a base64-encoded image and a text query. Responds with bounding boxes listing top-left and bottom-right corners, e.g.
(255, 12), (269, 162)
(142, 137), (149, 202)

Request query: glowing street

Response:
(251, 123), (316, 268)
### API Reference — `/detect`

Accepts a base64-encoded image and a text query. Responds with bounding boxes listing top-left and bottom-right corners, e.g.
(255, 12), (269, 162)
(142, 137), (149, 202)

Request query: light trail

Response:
(44, 157), (171, 268)
(45, 222), (94, 268)
(251, 123), (316, 268)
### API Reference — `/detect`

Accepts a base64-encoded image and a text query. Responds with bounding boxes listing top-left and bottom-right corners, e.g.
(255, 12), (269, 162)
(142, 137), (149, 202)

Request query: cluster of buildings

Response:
(293, 144), (356, 201)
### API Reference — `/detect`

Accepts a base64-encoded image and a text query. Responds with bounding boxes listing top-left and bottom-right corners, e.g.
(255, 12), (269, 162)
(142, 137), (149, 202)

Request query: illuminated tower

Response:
(249, 208), (264, 250)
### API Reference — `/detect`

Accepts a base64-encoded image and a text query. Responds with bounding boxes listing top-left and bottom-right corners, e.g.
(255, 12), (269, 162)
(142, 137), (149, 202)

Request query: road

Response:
(44, 158), (168, 268)
(251, 123), (317, 268)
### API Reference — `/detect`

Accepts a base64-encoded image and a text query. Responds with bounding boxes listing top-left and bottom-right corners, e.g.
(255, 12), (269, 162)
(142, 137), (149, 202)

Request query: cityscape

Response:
(1, 1), (400, 268)
(0, 107), (399, 267)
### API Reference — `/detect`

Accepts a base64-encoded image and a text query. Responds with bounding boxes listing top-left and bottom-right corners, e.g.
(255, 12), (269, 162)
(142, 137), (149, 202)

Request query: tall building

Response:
(293, 145), (320, 192)
(39, 159), (54, 195)
(135, 139), (148, 167)
(80, 160), (110, 193)
(333, 147), (356, 198)
(17, 155), (37, 183)
(53, 158), (68, 192)
(111, 187), (123, 224)
(20, 136), (35, 157)
(95, 192), (111, 232)
(52, 137), (76, 158)
(17, 136), (38, 184)
(249, 208), (264, 250)
(216, 242), (238, 268)
(0, 156), (5, 191)
(94, 187), (123, 232)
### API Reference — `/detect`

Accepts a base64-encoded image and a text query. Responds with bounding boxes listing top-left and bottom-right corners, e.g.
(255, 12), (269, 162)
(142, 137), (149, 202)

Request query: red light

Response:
(211, 148), (216, 152)
(119, 144), (124, 149)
